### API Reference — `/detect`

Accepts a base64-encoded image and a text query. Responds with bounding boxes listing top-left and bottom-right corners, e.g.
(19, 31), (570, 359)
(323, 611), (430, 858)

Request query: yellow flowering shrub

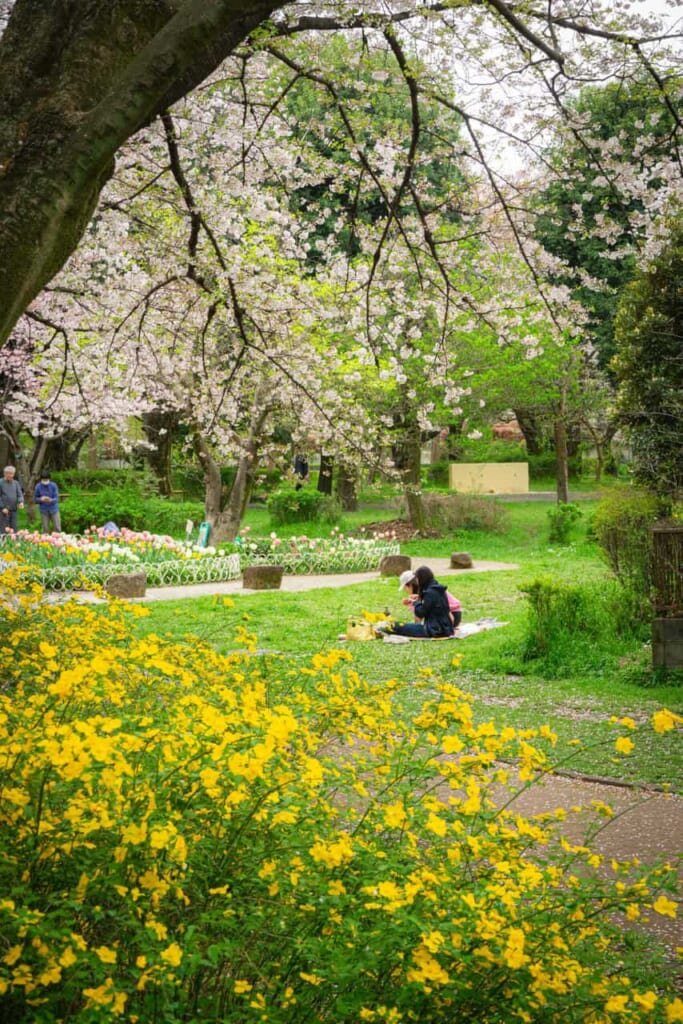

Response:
(0, 568), (680, 1022)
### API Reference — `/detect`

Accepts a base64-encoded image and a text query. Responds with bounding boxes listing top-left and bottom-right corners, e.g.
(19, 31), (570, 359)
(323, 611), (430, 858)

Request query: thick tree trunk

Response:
(317, 454), (334, 495)
(335, 463), (358, 512)
(142, 410), (178, 496)
(43, 431), (88, 471)
(193, 392), (271, 542)
(213, 450), (257, 543)
(0, 0), (282, 349)
(513, 408), (547, 456)
(193, 432), (223, 527)
(16, 435), (49, 524)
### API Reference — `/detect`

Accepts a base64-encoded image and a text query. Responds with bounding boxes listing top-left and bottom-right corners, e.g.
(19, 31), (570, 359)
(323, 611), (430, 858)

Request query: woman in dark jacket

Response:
(388, 565), (454, 638)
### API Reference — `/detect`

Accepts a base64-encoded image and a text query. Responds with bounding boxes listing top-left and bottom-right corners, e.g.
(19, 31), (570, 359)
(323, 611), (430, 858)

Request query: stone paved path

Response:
(127, 556), (519, 602)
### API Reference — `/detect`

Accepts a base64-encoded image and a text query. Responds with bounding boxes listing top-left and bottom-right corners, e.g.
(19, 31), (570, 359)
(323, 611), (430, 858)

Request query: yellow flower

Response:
(633, 992), (657, 1012)
(605, 995), (629, 1013)
(300, 972), (324, 986)
(425, 812), (447, 837)
(667, 999), (683, 1023)
(121, 822), (147, 845)
(160, 942), (183, 967)
(4, 945), (23, 966)
(94, 946), (117, 964)
(59, 947), (78, 968)
(383, 802), (408, 828)
(614, 736), (634, 755)
(83, 979), (116, 1006)
(234, 980), (253, 993)
(653, 709), (683, 734)
(653, 895), (677, 918)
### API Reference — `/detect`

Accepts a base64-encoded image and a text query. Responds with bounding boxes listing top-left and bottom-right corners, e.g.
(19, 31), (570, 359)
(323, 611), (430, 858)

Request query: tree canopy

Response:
(1, 0), (681, 350)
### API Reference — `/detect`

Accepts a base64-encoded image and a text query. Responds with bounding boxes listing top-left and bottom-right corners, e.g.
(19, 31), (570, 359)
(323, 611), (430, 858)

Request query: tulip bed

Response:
(236, 528), (400, 574)
(0, 528), (241, 590)
(0, 528), (400, 590)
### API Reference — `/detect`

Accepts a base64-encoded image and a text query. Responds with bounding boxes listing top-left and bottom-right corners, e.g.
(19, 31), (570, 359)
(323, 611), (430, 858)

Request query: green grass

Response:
(132, 497), (682, 790)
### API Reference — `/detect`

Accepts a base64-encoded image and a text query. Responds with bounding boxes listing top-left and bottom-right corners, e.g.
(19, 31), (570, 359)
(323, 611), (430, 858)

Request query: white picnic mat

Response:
(382, 618), (507, 643)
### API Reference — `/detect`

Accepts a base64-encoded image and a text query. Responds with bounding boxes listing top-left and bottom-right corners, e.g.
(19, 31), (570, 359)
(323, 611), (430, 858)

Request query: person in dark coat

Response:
(34, 472), (61, 533)
(385, 565), (455, 638)
(0, 465), (24, 533)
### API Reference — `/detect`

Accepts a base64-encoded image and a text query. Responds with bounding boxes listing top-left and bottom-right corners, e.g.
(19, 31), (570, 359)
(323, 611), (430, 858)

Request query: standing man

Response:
(0, 466), (24, 533)
(34, 472), (61, 534)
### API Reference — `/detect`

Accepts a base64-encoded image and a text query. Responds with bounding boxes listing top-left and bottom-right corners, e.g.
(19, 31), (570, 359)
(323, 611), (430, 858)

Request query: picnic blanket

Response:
(382, 617), (507, 644)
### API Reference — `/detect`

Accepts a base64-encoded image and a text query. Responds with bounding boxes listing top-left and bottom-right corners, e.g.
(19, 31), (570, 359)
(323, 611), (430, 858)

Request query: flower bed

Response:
(0, 527), (399, 590)
(0, 528), (240, 591)
(237, 528), (400, 574)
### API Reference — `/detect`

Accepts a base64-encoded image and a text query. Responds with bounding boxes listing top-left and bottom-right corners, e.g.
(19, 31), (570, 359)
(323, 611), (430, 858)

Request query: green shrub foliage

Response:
(61, 488), (203, 535)
(421, 493), (510, 533)
(521, 576), (644, 675)
(591, 493), (661, 597)
(267, 485), (340, 526)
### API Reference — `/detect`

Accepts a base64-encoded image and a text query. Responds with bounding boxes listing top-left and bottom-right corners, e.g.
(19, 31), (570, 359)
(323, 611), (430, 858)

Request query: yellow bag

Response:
(346, 617), (376, 641)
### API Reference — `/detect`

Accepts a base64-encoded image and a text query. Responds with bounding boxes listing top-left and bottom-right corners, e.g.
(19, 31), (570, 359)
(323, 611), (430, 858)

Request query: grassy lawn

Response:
(134, 497), (683, 790)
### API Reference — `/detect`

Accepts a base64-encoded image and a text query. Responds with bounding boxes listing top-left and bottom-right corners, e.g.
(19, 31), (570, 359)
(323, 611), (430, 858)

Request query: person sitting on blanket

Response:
(381, 566), (454, 639)
(398, 568), (462, 630)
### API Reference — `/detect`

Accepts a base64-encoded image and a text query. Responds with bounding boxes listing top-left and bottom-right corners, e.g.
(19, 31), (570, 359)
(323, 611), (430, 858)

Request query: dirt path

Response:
(492, 772), (682, 954)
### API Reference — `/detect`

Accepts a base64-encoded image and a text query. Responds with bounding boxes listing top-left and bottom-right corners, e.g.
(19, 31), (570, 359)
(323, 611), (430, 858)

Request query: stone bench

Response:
(379, 554), (412, 576)
(105, 572), (147, 599)
(242, 565), (284, 590)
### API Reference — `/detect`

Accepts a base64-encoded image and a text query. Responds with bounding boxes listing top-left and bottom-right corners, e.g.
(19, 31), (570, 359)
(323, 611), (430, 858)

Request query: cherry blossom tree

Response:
(1, 0), (681, 351)
(3, 0), (682, 530)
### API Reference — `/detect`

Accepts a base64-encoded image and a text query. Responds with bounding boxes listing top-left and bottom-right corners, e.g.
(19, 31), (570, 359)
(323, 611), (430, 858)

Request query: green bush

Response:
(521, 576), (645, 676)
(420, 492), (509, 533)
(267, 485), (340, 526)
(424, 459), (449, 486)
(452, 438), (528, 464)
(526, 453), (582, 481)
(547, 502), (582, 544)
(54, 469), (140, 492)
(591, 492), (661, 596)
(61, 488), (203, 535)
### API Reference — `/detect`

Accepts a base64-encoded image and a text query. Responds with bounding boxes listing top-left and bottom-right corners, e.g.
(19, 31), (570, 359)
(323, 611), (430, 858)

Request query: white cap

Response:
(398, 569), (416, 591)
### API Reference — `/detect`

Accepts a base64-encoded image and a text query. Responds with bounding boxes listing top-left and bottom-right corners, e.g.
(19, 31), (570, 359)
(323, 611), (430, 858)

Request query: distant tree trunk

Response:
(513, 408), (547, 456)
(554, 412), (570, 504)
(335, 462), (358, 512)
(43, 431), (88, 471)
(87, 431), (99, 470)
(581, 418), (618, 484)
(15, 435), (49, 524)
(392, 408), (426, 533)
(317, 454), (334, 494)
(194, 393), (272, 542)
(142, 409), (178, 496)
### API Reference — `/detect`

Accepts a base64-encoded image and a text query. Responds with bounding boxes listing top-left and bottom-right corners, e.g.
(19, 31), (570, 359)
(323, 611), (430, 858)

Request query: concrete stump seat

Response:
(379, 554), (412, 576)
(105, 572), (147, 599)
(242, 565), (284, 590)
(450, 552), (473, 569)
